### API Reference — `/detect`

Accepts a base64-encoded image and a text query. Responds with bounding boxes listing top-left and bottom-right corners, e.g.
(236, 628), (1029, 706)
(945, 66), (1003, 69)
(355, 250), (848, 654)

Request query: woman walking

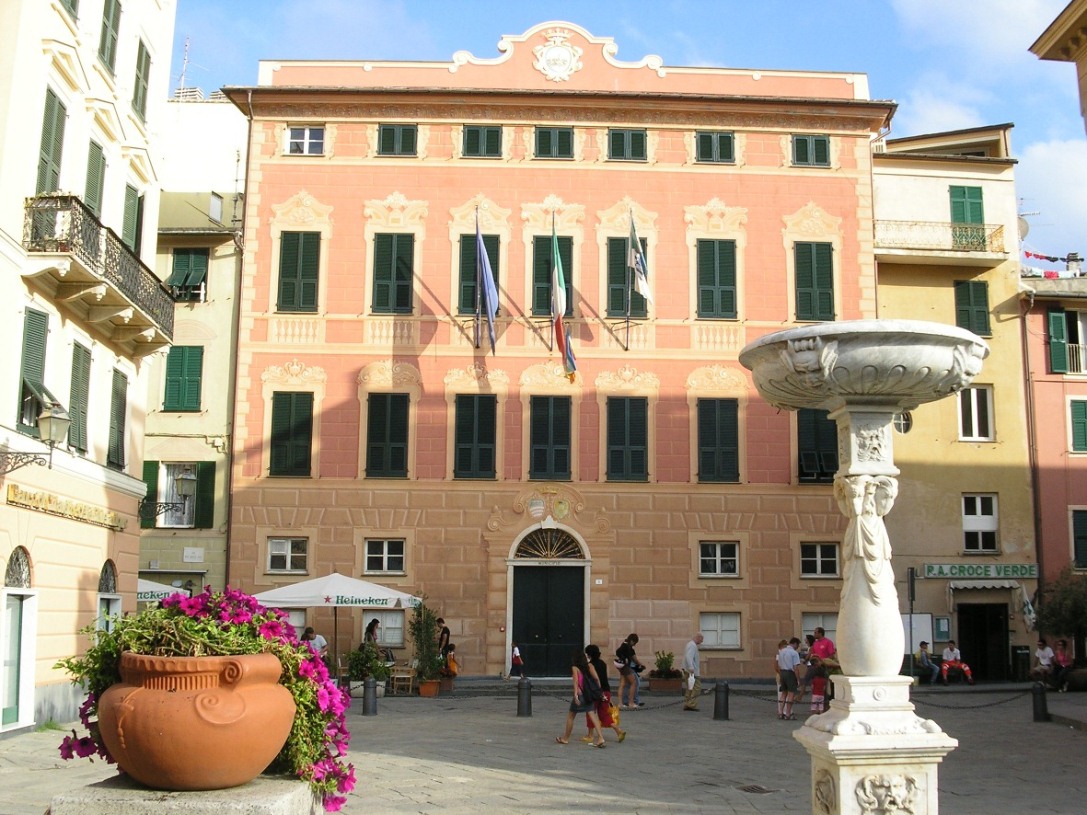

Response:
(582, 644), (626, 743)
(556, 648), (606, 748)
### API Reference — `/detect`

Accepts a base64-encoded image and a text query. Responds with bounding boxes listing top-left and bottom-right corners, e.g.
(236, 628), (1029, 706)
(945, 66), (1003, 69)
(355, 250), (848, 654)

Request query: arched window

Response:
(98, 560), (118, 594)
(515, 528), (583, 559)
(5, 547), (31, 588)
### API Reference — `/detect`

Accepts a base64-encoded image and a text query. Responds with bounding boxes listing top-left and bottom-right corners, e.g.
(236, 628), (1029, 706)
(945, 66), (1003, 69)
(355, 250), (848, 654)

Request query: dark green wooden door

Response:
(512, 566), (583, 676)
(957, 602), (1008, 681)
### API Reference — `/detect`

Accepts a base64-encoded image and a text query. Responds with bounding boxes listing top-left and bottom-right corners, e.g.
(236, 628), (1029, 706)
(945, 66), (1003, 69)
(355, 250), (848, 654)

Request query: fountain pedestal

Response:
(740, 320), (988, 815)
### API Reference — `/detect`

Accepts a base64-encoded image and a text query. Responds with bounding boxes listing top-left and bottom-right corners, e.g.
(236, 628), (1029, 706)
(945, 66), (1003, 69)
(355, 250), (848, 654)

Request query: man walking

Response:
(682, 633), (704, 711)
(777, 637), (803, 720)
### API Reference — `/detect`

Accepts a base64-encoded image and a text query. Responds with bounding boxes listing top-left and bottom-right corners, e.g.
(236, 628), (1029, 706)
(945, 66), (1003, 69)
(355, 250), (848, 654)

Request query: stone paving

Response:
(1, 682), (1084, 815)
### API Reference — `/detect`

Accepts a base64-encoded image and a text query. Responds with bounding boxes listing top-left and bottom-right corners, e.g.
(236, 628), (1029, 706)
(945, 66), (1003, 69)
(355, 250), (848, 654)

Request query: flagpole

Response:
(550, 212), (556, 353)
(474, 208), (481, 350)
(625, 211), (634, 352)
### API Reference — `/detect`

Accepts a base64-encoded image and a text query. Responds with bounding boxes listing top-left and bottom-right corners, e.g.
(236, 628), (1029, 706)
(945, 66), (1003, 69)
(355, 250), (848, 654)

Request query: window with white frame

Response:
(698, 541), (739, 577)
(287, 126), (324, 155)
(699, 612), (740, 648)
(800, 542), (840, 577)
(364, 539), (405, 574)
(959, 386), (993, 441)
(962, 494), (998, 552)
(366, 610), (405, 648)
(268, 537), (308, 572)
(801, 612), (838, 644)
(156, 462), (196, 528)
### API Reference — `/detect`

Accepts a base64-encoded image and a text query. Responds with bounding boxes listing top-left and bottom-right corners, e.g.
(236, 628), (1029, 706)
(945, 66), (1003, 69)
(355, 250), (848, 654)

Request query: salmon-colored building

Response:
(224, 22), (899, 678)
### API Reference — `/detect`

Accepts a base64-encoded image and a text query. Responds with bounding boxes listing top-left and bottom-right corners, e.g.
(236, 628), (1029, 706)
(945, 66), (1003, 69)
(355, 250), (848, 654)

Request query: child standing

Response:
(809, 656), (828, 714)
(509, 642), (524, 679)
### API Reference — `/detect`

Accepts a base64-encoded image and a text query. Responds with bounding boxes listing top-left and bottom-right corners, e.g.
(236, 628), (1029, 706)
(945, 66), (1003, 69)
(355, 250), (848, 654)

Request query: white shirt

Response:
(310, 634), (328, 655)
(1036, 646), (1054, 668)
(777, 644), (801, 673)
(683, 639), (700, 676)
(942, 646), (961, 662)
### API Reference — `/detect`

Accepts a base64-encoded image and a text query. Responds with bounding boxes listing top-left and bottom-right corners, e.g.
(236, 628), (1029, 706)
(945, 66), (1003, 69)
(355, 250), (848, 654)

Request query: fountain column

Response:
(739, 320), (989, 815)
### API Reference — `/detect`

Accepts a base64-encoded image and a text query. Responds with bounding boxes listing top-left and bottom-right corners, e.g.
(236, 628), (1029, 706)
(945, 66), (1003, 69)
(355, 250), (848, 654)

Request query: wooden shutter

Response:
(530, 396), (571, 479)
(531, 235), (572, 315)
(609, 130), (625, 159)
(373, 233), (393, 311)
(392, 234), (414, 312)
(68, 343), (90, 451)
(536, 128), (552, 157)
(133, 40), (151, 119)
(950, 186), (984, 224)
(108, 369), (127, 468)
(696, 132), (714, 162)
(141, 461), (159, 529)
(37, 89), (66, 193)
(556, 128), (573, 157)
(1072, 402), (1087, 452)
(793, 135), (810, 164)
(401, 126), (416, 155)
(607, 397), (647, 480)
(193, 461), (216, 529)
(607, 237), (627, 316)
(698, 399), (739, 482)
(1048, 310), (1069, 373)
(458, 235), (499, 313)
(697, 240), (736, 318)
(464, 127), (481, 156)
(1074, 511), (1087, 568)
(164, 346), (203, 411)
(379, 126), (396, 154)
(122, 185), (139, 251)
(484, 126), (501, 156)
(85, 141), (105, 216)
(797, 408), (837, 482)
(812, 136), (830, 165)
(270, 392), (312, 476)
(278, 232), (319, 311)
(99, 0), (120, 70)
(954, 280), (990, 335)
(366, 393), (409, 477)
(795, 243), (833, 320)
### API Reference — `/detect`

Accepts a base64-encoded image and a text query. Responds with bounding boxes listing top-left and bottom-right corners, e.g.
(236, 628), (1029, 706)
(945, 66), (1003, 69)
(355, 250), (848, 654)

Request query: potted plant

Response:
(55, 587), (355, 812)
(408, 600), (443, 697)
(347, 641), (389, 698)
(648, 649), (684, 693)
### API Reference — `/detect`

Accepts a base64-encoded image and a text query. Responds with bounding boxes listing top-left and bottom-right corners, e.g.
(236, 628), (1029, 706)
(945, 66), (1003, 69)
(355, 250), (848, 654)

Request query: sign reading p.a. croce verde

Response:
(924, 563), (1038, 579)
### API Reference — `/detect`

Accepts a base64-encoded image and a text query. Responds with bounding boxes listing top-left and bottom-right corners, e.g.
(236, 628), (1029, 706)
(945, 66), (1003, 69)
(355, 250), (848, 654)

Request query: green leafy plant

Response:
(408, 600), (444, 682)
(54, 587), (355, 812)
(1036, 567), (1087, 663)
(348, 641), (390, 682)
(649, 649), (682, 679)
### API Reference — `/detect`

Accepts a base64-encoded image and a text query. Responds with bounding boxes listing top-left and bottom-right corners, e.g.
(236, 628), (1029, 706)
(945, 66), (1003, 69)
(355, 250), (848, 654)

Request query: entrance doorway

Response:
(957, 602), (1008, 681)
(512, 566), (584, 676)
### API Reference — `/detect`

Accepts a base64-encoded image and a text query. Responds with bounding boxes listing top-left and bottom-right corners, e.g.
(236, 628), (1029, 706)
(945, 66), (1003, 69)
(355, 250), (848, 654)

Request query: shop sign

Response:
(6, 483), (126, 530)
(924, 563), (1037, 579)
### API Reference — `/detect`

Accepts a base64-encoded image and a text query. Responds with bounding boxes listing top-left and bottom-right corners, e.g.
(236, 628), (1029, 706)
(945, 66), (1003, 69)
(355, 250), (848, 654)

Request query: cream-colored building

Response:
(874, 125), (1037, 679)
(142, 94), (248, 595)
(0, 0), (175, 730)
(1031, 0), (1087, 137)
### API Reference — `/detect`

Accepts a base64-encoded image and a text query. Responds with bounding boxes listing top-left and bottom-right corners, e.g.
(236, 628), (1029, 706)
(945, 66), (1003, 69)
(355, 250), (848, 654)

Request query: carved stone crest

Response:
(533, 29), (584, 82)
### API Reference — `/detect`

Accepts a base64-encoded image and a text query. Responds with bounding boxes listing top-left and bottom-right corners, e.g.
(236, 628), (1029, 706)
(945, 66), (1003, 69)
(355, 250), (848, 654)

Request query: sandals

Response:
(617, 730), (627, 743)
(555, 737), (568, 744)
(589, 740), (606, 748)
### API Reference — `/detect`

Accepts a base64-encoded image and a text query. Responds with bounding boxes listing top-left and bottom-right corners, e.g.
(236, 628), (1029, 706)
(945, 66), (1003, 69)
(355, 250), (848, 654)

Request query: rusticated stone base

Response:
(793, 675), (958, 815)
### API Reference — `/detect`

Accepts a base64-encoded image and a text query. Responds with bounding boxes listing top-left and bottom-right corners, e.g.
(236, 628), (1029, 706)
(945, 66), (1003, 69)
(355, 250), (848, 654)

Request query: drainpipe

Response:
(1019, 287), (1044, 611)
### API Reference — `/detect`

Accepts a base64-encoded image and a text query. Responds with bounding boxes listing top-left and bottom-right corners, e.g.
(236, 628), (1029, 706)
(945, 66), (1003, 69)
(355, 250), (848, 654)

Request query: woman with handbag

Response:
(556, 648), (606, 748)
(581, 644), (627, 743)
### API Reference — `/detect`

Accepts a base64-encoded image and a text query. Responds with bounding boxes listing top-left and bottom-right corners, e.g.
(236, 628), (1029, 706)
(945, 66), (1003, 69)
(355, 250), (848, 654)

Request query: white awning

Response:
(949, 579), (1020, 591)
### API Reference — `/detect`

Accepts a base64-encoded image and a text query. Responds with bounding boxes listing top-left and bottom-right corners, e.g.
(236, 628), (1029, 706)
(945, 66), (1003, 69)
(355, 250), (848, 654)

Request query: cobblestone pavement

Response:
(1, 683), (1084, 815)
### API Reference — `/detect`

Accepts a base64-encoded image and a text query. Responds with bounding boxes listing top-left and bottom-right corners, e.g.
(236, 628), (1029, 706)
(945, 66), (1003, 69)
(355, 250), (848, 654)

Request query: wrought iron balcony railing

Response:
(23, 194), (174, 338)
(875, 220), (1006, 254)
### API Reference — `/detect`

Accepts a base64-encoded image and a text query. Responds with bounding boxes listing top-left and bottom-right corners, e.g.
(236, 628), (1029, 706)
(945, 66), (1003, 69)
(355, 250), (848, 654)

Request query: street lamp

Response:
(138, 466), (198, 519)
(0, 402), (71, 475)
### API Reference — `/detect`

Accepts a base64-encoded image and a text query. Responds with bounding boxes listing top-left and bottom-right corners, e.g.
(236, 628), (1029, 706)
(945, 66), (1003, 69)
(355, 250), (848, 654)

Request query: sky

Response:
(169, 0), (1087, 264)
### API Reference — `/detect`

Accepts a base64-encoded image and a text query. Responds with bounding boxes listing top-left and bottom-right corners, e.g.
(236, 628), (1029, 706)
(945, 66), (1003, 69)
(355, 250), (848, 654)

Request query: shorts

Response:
(779, 671), (799, 693)
(569, 695), (595, 713)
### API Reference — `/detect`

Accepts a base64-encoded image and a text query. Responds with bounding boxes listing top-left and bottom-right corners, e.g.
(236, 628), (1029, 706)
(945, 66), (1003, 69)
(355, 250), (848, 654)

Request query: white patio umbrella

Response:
(137, 578), (182, 604)
(253, 573), (421, 672)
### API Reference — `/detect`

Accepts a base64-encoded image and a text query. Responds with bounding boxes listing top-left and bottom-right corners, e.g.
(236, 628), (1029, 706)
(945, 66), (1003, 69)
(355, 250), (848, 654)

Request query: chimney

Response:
(1067, 252), (1082, 276)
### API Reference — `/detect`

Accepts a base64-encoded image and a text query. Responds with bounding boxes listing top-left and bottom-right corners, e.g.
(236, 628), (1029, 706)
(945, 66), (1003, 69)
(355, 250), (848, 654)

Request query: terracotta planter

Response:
(417, 678), (440, 697)
(97, 652), (295, 791)
(649, 677), (683, 693)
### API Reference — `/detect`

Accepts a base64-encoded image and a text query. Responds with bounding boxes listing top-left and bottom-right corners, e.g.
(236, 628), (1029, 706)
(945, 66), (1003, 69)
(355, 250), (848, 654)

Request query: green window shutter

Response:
(393, 234), (414, 312)
(141, 461), (159, 529)
(379, 125), (397, 154)
(37, 89), (66, 194)
(485, 127), (501, 156)
(132, 40), (151, 120)
(458, 234), (499, 314)
(400, 126), (417, 155)
(1074, 511), (1087, 568)
(793, 135), (810, 164)
(1072, 402), (1087, 452)
(556, 128), (573, 157)
(607, 397), (648, 481)
(536, 128), (552, 157)
(19, 310), (48, 434)
(164, 346), (203, 412)
(1048, 310), (1069, 373)
(270, 392), (313, 476)
(454, 394), (497, 478)
(697, 399), (739, 482)
(797, 408), (838, 483)
(812, 136), (829, 165)
(68, 343), (90, 452)
(277, 232), (319, 312)
(954, 280), (990, 335)
(108, 369), (127, 469)
(464, 126), (481, 156)
(193, 461), (216, 529)
(630, 130), (646, 159)
(949, 186), (984, 225)
(609, 130), (625, 159)
(85, 141), (105, 217)
(98, 0), (120, 71)
(366, 393), (409, 478)
(696, 239), (737, 318)
(529, 396), (571, 480)
(795, 242), (834, 320)
(372, 234), (413, 313)
(606, 237), (627, 316)
(122, 184), (139, 251)
(696, 132), (714, 162)
(373, 233), (393, 312)
(531, 235), (572, 315)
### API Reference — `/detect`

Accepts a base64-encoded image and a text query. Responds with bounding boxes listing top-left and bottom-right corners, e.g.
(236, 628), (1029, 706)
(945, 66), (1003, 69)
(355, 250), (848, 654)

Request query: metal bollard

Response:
(713, 680), (729, 720)
(362, 676), (378, 716)
(1032, 681), (1050, 722)
(516, 676), (533, 717)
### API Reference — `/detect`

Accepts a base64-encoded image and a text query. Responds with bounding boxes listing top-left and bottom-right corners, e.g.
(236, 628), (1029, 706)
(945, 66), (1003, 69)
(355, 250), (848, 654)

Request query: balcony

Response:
(22, 194), (173, 354)
(875, 220), (1008, 268)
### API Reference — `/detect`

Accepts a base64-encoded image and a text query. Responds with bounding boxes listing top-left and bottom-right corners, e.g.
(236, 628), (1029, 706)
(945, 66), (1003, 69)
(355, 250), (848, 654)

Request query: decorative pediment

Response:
(684, 198), (749, 237)
(449, 195), (512, 237)
(783, 202), (843, 239)
(686, 364), (748, 393)
(271, 192), (334, 229)
(596, 197), (656, 233)
(122, 146), (156, 184)
(519, 362), (582, 388)
(261, 359), (328, 386)
(171, 318), (218, 344)
(364, 191), (428, 230)
(43, 39), (89, 93)
(594, 364), (660, 392)
(444, 363), (510, 390)
(86, 97), (125, 143)
(520, 196), (585, 232)
(358, 360), (421, 389)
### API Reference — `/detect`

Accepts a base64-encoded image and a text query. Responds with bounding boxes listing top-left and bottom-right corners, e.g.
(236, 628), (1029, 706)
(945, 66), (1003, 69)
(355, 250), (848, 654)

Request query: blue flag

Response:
(477, 218), (498, 354)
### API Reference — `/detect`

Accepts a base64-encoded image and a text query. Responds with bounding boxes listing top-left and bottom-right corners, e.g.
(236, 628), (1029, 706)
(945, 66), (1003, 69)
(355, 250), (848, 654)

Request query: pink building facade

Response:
(225, 23), (893, 677)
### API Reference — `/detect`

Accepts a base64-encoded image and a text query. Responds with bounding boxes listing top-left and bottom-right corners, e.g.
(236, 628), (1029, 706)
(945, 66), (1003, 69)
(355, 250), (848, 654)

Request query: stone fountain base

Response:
(793, 676), (958, 815)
